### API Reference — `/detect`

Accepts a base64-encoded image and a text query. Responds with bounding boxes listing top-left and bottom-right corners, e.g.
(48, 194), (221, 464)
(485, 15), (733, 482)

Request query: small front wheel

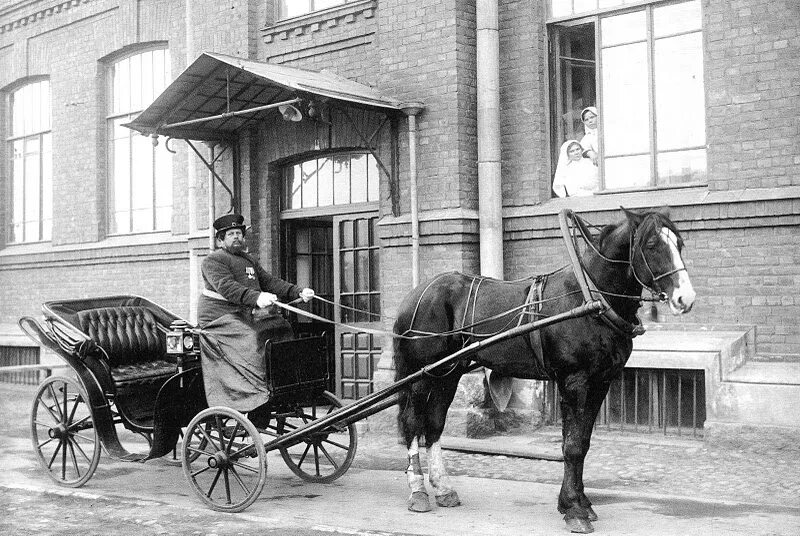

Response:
(276, 391), (358, 483)
(30, 376), (101, 487)
(182, 407), (266, 512)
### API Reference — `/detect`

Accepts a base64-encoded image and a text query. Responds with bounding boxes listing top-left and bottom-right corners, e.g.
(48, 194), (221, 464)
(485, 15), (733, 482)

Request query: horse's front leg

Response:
(558, 373), (595, 533)
(427, 440), (461, 507)
(573, 381), (612, 524)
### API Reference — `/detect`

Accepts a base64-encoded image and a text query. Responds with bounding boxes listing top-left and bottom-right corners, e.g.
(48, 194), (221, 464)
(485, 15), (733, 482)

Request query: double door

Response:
(283, 213), (382, 400)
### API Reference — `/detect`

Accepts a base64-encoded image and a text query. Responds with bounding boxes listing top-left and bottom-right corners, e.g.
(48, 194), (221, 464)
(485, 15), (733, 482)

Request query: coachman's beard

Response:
(227, 240), (246, 255)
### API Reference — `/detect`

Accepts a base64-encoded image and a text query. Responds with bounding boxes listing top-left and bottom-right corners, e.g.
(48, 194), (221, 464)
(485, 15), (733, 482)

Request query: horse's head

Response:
(623, 208), (696, 314)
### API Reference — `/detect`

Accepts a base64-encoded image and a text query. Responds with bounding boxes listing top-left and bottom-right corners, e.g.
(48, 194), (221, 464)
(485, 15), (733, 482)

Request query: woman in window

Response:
(552, 139), (599, 198)
(580, 106), (599, 165)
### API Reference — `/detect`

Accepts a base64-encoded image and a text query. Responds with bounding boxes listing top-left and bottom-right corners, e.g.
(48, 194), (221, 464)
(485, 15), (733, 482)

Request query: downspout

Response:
(401, 103), (424, 288)
(476, 0), (503, 278)
(185, 0), (201, 324)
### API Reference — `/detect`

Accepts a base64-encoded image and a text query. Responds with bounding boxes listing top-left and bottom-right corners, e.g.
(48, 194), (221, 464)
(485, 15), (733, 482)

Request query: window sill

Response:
(0, 231), (186, 259)
(262, 0), (376, 43)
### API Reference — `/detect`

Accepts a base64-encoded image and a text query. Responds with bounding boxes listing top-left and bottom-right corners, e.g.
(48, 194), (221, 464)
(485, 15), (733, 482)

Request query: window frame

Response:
(105, 45), (172, 235)
(6, 78), (52, 244)
(548, 0), (707, 194)
(276, 0), (356, 22)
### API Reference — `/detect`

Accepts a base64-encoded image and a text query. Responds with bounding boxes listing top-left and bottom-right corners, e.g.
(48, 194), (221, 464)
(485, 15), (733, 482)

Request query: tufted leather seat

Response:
(76, 306), (176, 385)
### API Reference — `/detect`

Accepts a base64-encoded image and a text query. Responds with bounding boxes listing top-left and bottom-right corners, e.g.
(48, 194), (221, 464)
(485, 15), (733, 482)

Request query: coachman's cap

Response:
(213, 214), (246, 236)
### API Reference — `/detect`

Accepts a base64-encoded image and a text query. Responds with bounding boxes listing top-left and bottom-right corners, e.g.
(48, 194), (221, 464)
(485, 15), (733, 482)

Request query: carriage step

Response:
(440, 436), (563, 461)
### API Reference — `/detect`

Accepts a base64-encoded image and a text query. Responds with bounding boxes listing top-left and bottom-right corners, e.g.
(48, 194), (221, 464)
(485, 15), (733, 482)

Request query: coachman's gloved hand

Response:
(256, 292), (278, 308)
(300, 288), (315, 303)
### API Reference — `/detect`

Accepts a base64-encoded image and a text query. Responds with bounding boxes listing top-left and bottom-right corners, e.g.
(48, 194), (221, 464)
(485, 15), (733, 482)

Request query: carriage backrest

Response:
(76, 306), (167, 367)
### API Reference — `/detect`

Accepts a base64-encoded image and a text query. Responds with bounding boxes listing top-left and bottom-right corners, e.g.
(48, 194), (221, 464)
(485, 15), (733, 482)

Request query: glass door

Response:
(333, 214), (382, 400)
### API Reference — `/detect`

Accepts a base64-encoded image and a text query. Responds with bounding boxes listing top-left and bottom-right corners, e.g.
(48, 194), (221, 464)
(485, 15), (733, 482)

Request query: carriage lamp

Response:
(166, 320), (200, 356)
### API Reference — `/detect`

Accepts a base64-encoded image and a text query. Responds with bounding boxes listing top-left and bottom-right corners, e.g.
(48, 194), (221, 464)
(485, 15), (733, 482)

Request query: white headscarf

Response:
(581, 106), (598, 136)
(552, 139), (598, 198)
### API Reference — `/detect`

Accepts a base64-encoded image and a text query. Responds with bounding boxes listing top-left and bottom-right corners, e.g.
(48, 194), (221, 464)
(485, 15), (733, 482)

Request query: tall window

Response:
(549, 0), (706, 192)
(108, 47), (172, 234)
(278, 0), (355, 20)
(7, 80), (52, 243)
(282, 152), (380, 210)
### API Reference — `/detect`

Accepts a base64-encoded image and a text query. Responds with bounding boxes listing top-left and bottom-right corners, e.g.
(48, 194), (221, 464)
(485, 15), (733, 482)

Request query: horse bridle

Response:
(570, 211), (684, 303)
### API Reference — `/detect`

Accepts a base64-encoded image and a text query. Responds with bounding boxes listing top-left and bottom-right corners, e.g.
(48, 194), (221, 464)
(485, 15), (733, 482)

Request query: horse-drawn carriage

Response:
(20, 209), (695, 533)
(19, 294), (357, 511)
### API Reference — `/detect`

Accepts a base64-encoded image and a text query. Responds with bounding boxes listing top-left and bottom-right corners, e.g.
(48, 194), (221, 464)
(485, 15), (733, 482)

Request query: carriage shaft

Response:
(263, 300), (604, 452)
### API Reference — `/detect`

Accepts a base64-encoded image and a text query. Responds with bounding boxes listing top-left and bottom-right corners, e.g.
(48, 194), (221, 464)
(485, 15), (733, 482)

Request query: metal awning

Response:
(124, 52), (405, 142)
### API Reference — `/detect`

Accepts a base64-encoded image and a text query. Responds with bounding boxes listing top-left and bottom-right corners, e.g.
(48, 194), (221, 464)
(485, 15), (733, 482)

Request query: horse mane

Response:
(596, 209), (683, 253)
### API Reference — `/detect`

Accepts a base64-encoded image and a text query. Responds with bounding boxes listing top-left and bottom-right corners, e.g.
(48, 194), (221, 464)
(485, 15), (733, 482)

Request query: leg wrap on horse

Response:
(427, 442), (461, 507)
(406, 440), (431, 512)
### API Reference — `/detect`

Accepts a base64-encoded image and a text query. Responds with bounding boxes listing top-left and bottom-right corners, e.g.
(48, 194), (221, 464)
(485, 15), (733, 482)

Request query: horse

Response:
(392, 208), (695, 534)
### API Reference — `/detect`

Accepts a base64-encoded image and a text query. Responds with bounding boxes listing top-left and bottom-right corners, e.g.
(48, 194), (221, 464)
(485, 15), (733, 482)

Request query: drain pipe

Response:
(477, 0), (503, 278)
(401, 103), (424, 288)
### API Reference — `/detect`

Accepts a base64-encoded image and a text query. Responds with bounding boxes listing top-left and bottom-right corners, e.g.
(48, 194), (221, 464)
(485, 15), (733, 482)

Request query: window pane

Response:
(129, 53), (142, 112)
(130, 133), (153, 232)
(286, 164), (302, 209)
(24, 138), (41, 238)
(154, 144), (172, 230)
(551, 0), (572, 18)
(316, 0), (345, 10)
(140, 51), (154, 105)
(280, 0), (309, 19)
(333, 155), (350, 205)
(355, 250), (369, 291)
(340, 251), (354, 293)
(654, 0), (701, 37)
(301, 160), (318, 208)
(602, 42), (649, 156)
(655, 32), (705, 151)
(41, 133), (52, 241)
(296, 228), (310, 254)
(369, 249), (380, 290)
(601, 11), (646, 47)
(573, 0), (597, 15)
(355, 218), (369, 248)
(12, 140), (24, 239)
(367, 154), (379, 202)
(657, 149), (706, 185)
(351, 154), (368, 203)
(318, 157), (334, 206)
(558, 23), (596, 142)
(604, 155), (651, 189)
(340, 220), (353, 249)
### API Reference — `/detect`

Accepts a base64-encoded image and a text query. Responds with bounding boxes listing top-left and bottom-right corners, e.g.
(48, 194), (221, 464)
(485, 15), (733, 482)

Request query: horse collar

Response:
(558, 209), (646, 339)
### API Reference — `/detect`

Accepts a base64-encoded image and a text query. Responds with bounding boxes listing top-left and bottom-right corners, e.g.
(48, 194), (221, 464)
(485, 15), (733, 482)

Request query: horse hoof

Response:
(435, 490), (461, 508)
(407, 491), (432, 512)
(565, 517), (594, 534)
(586, 506), (598, 522)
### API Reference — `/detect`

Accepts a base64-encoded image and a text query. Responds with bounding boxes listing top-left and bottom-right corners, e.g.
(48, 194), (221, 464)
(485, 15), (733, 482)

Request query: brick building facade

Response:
(1, 0), (799, 438)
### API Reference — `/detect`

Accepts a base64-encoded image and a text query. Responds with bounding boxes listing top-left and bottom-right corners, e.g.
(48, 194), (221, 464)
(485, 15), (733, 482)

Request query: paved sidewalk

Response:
(3, 381), (799, 535)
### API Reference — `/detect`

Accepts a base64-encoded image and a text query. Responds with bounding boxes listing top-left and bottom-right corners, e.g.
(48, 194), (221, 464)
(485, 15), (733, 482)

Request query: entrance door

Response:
(333, 214), (382, 400)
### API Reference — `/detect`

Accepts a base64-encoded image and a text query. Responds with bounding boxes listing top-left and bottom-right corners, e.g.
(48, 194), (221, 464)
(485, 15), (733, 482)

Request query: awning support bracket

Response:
(186, 140), (235, 214)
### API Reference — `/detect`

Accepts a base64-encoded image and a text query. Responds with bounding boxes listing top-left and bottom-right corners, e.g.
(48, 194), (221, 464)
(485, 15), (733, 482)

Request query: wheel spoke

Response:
(230, 460), (260, 474)
(226, 422), (241, 455)
(70, 437), (93, 464)
(72, 432), (96, 443)
(317, 443), (340, 470)
(320, 437), (349, 451)
(296, 442), (312, 468)
(228, 466), (251, 495)
(206, 468), (222, 498)
(36, 436), (56, 450)
(223, 467), (232, 504)
(47, 439), (63, 469)
(196, 423), (220, 452)
(191, 465), (213, 478)
(186, 444), (213, 457)
(42, 401), (61, 424)
(313, 444), (321, 476)
(215, 416), (228, 452)
(46, 383), (64, 421)
(68, 414), (92, 432)
(66, 395), (81, 425)
(66, 438), (82, 479)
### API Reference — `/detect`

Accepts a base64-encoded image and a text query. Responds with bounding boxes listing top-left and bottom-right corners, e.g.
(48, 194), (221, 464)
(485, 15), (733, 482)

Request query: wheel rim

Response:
(277, 391), (357, 483)
(182, 407), (266, 512)
(30, 376), (100, 487)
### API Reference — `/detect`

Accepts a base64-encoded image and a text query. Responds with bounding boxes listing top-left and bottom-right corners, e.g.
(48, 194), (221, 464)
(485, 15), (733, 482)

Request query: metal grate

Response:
(543, 368), (706, 438)
(0, 346), (41, 385)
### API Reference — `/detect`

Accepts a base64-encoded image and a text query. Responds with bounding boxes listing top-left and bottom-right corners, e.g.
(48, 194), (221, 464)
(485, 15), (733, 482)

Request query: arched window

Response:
(8, 79), (52, 243)
(282, 152), (380, 210)
(107, 46), (172, 234)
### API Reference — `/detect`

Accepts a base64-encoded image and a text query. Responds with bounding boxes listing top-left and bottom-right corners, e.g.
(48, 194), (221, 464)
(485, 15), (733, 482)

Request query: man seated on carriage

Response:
(198, 213), (314, 428)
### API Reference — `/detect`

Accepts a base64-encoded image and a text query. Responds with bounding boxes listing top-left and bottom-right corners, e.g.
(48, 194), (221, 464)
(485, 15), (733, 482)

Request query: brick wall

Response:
(705, 0), (800, 191)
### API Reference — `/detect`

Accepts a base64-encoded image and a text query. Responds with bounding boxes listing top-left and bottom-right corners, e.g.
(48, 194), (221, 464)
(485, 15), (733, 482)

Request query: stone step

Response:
(726, 361), (800, 385)
(712, 379), (800, 427)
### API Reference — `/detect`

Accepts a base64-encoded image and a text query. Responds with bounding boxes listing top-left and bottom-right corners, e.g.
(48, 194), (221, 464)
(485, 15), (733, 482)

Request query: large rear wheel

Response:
(30, 375), (101, 487)
(182, 407), (266, 512)
(276, 391), (357, 483)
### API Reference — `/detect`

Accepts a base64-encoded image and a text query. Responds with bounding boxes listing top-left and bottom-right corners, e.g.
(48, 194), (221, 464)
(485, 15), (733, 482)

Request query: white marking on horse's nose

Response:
(661, 228), (695, 314)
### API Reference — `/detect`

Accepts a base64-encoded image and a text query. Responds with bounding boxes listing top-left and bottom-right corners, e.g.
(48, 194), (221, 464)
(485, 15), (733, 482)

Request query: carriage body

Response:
(19, 294), (356, 507)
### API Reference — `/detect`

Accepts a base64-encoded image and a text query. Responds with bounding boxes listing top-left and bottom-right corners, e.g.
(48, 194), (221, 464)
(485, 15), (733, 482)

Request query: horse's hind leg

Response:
(425, 374), (462, 508)
(400, 381), (432, 512)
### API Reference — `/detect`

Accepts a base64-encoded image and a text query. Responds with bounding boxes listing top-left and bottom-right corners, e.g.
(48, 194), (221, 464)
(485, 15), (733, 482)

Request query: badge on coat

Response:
(246, 267), (256, 280)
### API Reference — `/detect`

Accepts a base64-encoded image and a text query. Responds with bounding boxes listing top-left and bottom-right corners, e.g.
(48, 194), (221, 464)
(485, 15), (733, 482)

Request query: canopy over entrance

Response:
(124, 52), (405, 142)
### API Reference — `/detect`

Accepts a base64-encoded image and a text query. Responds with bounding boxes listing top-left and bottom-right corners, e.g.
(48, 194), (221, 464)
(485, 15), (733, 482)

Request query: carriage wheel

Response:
(163, 428), (206, 466)
(276, 391), (357, 484)
(182, 407), (266, 512)
(30, 376), (101, 488)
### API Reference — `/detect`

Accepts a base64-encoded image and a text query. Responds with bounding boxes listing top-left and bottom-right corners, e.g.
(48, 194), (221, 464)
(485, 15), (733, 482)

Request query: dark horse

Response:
(393, 208), (695, 533)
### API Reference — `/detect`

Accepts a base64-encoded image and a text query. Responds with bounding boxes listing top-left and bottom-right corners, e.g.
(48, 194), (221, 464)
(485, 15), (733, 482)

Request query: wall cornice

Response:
(0, 0), (92, 34)
(262, 0), (375, 44)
